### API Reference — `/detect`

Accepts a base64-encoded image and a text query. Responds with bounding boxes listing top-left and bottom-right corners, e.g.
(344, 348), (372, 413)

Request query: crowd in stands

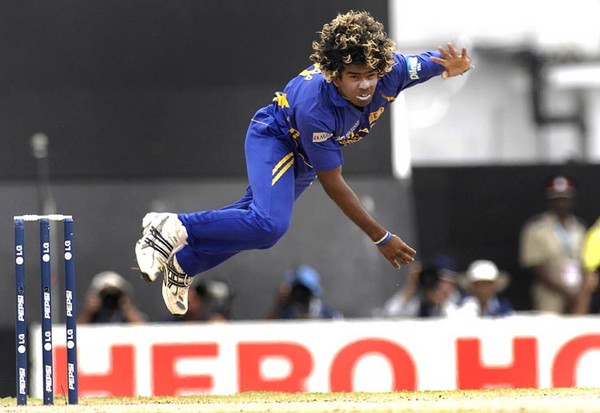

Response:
(79, 173), (599, 323)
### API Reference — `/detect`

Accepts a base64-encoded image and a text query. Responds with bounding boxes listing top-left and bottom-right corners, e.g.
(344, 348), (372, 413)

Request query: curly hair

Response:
(310, 10), (396, 81)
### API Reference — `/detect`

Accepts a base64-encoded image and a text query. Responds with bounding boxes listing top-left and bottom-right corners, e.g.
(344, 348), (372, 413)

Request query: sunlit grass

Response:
(1, 387), (598, 407)
(1, 388), (599, 413)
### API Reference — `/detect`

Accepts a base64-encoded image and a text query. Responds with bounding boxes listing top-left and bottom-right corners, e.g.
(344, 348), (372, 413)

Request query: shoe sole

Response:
(162, 280), (188, 315)
(161, 253), (191, 315)
(136, 237), (162, 282)
(140, 269), (158, 282)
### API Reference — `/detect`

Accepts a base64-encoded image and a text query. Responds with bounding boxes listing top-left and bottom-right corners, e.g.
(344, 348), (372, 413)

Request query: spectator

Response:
(266, 265), (342, 320)
(573, 217), (600, 314)
(380, 262), (459, 318)
(170, 279), (232, 322)
(519, 174), (587, 314)
(455, 260), (513, 317)
(77, 271), (147, 324)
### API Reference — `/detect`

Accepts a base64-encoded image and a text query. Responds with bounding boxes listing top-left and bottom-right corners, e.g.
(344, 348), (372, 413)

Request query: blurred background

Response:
(1, 0), (599, 395)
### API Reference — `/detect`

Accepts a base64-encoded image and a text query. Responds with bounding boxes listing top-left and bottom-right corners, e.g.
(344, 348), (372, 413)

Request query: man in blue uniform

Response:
(135, 10), (473, 315)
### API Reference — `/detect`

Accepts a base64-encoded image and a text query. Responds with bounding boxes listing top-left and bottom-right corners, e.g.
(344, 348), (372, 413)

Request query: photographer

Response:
(78, 271), (147, 324)
(266, 265), (342, 320)
(380, 261), (460, 318)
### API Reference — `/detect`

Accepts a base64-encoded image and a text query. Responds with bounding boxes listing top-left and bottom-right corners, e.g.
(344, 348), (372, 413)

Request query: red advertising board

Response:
(30, 316), (600, 397)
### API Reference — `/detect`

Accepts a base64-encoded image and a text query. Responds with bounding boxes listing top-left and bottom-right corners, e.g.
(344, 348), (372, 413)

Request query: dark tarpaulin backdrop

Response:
(0, 0), (391, 180)
(0, 1), (400, 397)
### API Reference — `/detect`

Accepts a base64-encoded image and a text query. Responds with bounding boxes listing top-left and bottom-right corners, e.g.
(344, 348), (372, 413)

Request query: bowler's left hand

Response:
(430, 42), (472, 79)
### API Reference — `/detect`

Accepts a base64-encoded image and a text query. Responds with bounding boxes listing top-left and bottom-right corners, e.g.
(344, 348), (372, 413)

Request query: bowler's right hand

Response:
(378, 235), (416, 268)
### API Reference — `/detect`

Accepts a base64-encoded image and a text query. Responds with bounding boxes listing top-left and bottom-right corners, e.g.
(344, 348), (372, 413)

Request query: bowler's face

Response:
(333, 64), (379, 108)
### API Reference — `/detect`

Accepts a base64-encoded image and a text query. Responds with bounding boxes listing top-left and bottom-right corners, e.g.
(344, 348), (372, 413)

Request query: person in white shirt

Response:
(455, 260), (514, 318)
(381, 262), (459, 318)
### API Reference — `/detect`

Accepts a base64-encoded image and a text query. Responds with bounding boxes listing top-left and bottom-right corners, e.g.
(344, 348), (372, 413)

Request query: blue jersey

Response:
(267, 51), (444, 171)
(175, 51), (445, 276)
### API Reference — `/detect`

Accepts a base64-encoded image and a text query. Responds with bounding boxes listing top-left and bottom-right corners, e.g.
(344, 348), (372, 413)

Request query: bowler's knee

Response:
(256, 217), (290, 249)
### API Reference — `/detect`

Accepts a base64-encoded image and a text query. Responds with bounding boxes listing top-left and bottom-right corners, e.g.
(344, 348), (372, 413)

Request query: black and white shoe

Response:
(162, 254), (192, 315)
(135, 212), (187, 282)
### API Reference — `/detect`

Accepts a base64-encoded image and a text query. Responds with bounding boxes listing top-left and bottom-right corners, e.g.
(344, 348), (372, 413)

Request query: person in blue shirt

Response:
(266, 265), (343, 320)
(135, 10), (473, 316)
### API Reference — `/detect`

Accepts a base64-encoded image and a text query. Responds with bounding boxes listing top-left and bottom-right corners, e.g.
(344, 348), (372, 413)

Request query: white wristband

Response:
(374, 231), (392, 247)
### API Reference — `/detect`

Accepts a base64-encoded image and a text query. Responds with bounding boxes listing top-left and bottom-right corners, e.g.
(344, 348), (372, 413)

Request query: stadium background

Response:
(1, 0), (599, 397)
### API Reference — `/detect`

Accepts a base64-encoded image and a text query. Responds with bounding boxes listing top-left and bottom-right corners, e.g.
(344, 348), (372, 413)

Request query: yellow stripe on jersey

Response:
(272, 152), (294, 186)
(272, 158), (293, 186)
(272, 152), (294, 175)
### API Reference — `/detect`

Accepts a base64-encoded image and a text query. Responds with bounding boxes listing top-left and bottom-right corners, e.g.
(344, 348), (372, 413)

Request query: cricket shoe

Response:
(162, 254), (192, 316)
(135, 212), (188, 282)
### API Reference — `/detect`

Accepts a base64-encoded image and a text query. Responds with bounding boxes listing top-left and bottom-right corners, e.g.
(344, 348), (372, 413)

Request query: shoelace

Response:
(143, 226), (173, 261)
(165, 262), (191, 289)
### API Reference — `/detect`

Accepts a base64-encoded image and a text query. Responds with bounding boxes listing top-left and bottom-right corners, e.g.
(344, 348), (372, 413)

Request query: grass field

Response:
(1, 388), (600, 413)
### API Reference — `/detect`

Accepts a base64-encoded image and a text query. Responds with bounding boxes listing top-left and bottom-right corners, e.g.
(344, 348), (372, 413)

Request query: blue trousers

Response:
(175, 108), (316, 276)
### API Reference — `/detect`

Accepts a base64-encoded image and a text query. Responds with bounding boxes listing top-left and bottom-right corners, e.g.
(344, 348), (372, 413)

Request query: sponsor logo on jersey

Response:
(335, 120), (366, 146)
(272, 92), (289, 108)
(380, 93), (395, 103)
(312, 132), (333, 143)
(369, 107), (385, 125)
(408, 56), (421, 80)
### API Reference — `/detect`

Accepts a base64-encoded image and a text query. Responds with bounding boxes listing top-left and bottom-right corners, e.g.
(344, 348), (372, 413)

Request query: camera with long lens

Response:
(99, 287), (124, 310)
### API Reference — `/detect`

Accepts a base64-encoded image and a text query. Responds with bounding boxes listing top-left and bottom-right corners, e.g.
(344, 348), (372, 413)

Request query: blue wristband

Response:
(374, 231), (392, 247)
